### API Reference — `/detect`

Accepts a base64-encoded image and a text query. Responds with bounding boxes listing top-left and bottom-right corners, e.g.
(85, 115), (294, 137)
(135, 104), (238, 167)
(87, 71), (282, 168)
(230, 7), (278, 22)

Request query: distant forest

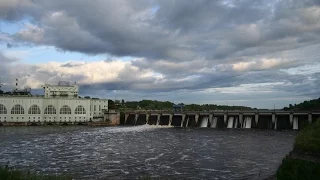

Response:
(283, 98), (320, 111)
(108, 97), (320, 111)
(108, 99), (254, 111)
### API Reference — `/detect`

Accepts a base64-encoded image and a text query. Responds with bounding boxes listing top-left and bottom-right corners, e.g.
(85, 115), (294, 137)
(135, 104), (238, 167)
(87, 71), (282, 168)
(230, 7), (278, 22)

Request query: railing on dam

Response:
(124, 110), (320, 130)
(124, 110), (320, 114)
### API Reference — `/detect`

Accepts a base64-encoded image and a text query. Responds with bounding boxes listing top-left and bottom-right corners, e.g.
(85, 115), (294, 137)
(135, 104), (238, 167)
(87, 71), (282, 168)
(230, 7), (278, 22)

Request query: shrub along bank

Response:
(277, 119), (320, 180)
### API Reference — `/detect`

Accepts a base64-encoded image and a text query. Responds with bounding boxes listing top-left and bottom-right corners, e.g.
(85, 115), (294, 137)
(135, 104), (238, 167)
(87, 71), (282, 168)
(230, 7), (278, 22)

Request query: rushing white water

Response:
(224, 114), (227, 124)
(200, 117), (208, 127)
(289, 114), (293, 125)
(227, 117), (234, 128)
(233, 118), (238, 128)
(255, 114), (259, 124)
(243, 117), (252, 129)
(293, 117), (299, 130)
(210, 117), (218, 128)
(186, 117), (190, 127)
(99, 124), (171, 133)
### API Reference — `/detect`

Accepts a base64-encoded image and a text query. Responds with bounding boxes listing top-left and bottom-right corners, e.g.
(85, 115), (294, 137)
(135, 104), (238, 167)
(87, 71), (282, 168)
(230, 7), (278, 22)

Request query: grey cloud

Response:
(1, 0), (320, 108)
(0, 51), (18, 63)
(1, 0), (318, 61)
(60, 62), (85, 68)
(132, 58), (213, 78)
(0, 0), (43, 21)
(0, 54), (318, 108)
(6, 43), (12, 48)
(0, 52), (19, 90)
(273, 72), (320, 97)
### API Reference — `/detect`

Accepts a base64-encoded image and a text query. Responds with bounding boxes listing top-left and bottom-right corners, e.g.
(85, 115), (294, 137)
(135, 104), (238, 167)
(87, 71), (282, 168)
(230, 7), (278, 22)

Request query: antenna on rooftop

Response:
(0, 77), (3, 90)
(15, 78), (18, 92)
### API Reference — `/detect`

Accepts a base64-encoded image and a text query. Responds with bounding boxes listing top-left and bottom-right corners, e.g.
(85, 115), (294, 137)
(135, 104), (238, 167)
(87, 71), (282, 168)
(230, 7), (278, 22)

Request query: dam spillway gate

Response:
(124, 110), (320, 130)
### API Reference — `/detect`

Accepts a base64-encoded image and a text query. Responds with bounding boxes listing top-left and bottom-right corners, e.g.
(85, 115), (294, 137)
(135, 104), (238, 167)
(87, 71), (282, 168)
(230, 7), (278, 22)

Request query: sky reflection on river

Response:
(0, 125), (296, 179)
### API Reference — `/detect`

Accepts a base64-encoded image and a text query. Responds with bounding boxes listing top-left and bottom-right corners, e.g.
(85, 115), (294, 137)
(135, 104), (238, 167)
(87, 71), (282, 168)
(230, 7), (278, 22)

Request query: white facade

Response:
(90, 99), (108, 120)
(43, 82), (79, 98)
(0, 82), (108, 123)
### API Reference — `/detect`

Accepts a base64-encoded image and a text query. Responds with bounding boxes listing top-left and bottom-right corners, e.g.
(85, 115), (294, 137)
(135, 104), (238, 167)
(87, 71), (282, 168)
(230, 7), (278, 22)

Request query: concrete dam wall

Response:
(124, 110), (320, 130)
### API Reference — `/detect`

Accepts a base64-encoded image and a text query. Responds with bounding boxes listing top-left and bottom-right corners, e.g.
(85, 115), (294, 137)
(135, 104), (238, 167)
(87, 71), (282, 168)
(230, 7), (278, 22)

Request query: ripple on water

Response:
(0, 126), (296, 180)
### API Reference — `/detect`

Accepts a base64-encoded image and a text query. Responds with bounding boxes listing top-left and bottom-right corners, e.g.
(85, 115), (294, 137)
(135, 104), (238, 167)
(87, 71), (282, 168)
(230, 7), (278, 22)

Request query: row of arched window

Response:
(0, 104), (86, 115)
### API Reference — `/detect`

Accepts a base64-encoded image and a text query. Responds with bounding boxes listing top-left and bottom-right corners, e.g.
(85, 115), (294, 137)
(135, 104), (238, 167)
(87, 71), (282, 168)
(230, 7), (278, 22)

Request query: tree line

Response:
(108, 99), (254, 111)
(283, 98), (320, 111)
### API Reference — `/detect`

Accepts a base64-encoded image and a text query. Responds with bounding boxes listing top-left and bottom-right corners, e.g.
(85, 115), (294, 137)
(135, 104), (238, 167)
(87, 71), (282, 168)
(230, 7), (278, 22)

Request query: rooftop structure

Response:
(43, 81), (79, 98)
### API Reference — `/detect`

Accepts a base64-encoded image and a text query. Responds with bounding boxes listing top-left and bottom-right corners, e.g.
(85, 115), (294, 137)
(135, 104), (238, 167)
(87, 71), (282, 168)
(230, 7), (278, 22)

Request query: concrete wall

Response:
(105, 110), (120, 125)
(125, 111), (320, 130)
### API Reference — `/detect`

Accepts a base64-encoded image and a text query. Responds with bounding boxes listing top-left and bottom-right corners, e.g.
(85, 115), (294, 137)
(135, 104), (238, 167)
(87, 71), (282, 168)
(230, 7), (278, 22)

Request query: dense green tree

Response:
(108, 100), (117, 109)
(115, 100), (120, 105)
(116, 99), (253, 111)
(283, 98), (320, 111)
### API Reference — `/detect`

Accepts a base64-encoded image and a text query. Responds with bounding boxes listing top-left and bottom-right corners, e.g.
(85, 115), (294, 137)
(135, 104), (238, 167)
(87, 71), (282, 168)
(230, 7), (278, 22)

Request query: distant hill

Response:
(283, 98), (320, 111)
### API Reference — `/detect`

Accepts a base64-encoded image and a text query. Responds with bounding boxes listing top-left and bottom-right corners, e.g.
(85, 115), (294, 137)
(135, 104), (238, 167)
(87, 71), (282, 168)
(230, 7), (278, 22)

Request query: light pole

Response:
(0, 76), (3, 92)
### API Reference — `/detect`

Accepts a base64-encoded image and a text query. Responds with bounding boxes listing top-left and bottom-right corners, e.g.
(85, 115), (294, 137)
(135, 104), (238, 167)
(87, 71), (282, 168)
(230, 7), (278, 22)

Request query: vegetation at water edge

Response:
(0, 165), (72, 180)
(294, 119), (320, 155)
(276, 119), (320, 180)
(276, 156), (320, 180)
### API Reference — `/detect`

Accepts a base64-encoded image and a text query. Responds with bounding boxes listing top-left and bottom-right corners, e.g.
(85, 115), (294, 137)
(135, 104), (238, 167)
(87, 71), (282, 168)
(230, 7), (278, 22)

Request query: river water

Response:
(0, 125), (296, 180)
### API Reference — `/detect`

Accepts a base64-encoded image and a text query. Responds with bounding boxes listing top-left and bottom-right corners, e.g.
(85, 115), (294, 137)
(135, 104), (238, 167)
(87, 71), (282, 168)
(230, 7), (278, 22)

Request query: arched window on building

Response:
(60, 105), (71, 114)
(11, 104), (24, 114)
(28, 104), (41, 114)
(44, 105), (56, 114)
(0, 104), (7, 114)
(75, 105), (86, 114)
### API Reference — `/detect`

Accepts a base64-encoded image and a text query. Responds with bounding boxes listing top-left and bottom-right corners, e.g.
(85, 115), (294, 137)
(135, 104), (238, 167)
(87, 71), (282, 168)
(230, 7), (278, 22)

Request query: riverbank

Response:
(0, 165), (72, 180)
(0, 120), (119, 127)
(276, 119), (320, 180)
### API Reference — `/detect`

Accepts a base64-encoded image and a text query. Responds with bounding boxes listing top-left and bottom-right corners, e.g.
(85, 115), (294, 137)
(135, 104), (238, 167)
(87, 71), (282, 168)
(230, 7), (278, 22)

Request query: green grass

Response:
(0, 165), (72, 180)
(276, 156), (320, 180)
(294, 119), (320, 156)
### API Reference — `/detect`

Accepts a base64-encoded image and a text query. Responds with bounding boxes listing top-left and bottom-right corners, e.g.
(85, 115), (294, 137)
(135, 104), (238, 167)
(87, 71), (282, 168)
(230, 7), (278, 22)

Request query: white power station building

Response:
(0, 81), (108, 124)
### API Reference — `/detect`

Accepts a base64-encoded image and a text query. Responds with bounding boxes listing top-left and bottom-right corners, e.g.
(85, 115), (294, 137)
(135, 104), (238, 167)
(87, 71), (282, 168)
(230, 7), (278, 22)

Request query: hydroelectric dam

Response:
(125, 110), (320, 130)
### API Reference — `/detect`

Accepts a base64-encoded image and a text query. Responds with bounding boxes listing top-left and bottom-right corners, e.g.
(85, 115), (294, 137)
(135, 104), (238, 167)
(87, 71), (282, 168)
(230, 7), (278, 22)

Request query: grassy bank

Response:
(294, 119), (320, 156)
(277, 156), (320, 180)
(276, 119), (320, 180)
(0, 165), (72, 180)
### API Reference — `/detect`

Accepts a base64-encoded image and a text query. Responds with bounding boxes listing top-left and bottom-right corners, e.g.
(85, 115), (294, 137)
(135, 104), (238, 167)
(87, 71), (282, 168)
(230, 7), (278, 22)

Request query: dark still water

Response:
(0, 126), (296, 180)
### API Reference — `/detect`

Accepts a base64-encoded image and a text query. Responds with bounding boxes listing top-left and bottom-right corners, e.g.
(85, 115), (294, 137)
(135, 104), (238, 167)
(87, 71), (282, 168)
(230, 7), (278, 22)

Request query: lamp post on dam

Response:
(124, 110), (320, 130)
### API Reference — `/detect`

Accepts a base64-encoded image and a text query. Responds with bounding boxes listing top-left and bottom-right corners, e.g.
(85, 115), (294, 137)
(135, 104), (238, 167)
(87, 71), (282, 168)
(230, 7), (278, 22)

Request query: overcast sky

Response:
(0, 0), (320, 109)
